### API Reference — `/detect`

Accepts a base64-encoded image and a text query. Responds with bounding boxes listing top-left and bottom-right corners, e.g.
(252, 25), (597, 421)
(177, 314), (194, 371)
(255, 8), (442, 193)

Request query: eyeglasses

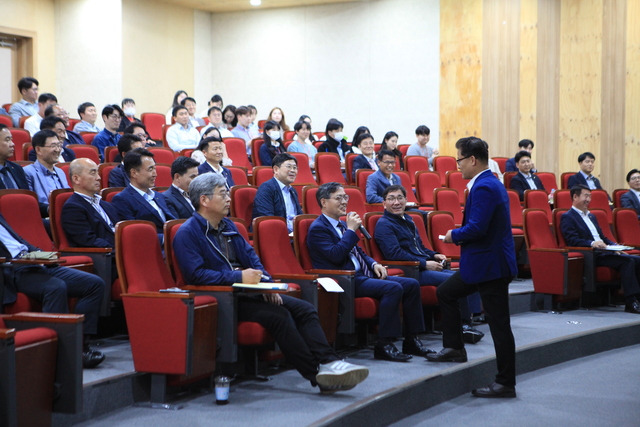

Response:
(380, 160), (395, 165)
(456, 156), (471, 165)
(133, 133), (148, 140)
(630, 176), (640, 181)
(213, 191), (231, 199)
(385, 195), (406, 202)
(43, 143), (62, 149)
(280, 164), (298, 170)
(330, 195), (350, 202)
(109, 115), (122, 120)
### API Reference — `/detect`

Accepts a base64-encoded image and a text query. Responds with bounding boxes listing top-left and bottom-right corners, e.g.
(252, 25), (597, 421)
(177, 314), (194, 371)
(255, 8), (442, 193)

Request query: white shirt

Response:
(571, 206), (601, 243)
(24, 114), (43, 136)
(466, 168), (491, 191)
(166, 122), (200, 152)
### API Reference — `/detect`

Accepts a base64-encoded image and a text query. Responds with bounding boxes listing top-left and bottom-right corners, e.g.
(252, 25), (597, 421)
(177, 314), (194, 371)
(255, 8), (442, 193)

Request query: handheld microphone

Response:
(349, 211), (372, 239)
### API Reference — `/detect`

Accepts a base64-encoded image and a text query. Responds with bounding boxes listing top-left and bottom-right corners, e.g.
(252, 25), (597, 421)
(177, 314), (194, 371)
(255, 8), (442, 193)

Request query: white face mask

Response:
(124, 107), (136, 117)
(268, 130), (281, 140)
(333, 132), (344, 141)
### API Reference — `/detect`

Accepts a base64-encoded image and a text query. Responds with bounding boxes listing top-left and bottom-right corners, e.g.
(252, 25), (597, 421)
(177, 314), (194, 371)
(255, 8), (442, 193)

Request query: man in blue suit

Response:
(108, 134), (145, 188)
(196, 137), (235, 189)
(509, 150), (546, 201)
(620, 169), (640, 219)
(163, 156), (199, 219)
(308, 182), (431, 362)
(0, 124), (30, 191)
(252, 153), (303, 232)
(366, 150), (401, 203)
(111, 148), (177, 243)
(505, 139), (536, 173)
(560, 185), (640, 314)
(351, 133), (378, 182)
(427, 137), (518, 399)
(567, 152), (604, 190)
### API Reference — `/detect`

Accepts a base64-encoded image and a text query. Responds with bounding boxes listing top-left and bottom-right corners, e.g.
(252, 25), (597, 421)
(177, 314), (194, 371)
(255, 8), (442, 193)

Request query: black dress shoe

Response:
(425, 347), (467, 363)
(625, 300), (640, 314)
(472, 382), (516, 398)
(462, 324), (485, 344)
(83, 348), (105, 369)
(374, 342), (412, 362)
(402, 336), (436, 357)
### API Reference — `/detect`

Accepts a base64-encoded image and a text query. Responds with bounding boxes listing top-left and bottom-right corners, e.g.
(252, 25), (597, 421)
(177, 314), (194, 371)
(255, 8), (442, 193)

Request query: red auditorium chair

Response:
(589, 189), (613, 223)
(356, 168), (374, 194)
(506, 190), (525, 254)
(227, 166), (249, 186)
(104, 146), (119, 163)
(149, 147), (177, 165)
(288, 152), (316, 185)
(415, 171), (441, 208)
(101, 187), (123, 202)
(251, 138), (265, 166)
(67, 118), (80, 131)
(524, 189), (552, 224)
(230, 185), (258, 231)
(432, 156), (457, 186)
(503, 171), (517, 190)
(0, 115), (11, 127)
(345, 153), (357, 184)
(283, 131), (295, 140)
(230, 217), (251, 243)
(161, 124), (170, 147)
(560, 172), (573, 189)
(445, 171), (469, 205)
(140, 112), (165, 142)
(433, 188), (463, 226)
(55, 162), (72, 183)
(66, 144), (100, 163)
(302, 185), (322, 215)
(252, 166), (274, 186)
(154, 164), (172, 187)
(98, 163), (118, 189)
(427, 211), (460, 269)
(405, 156), (430, 186)
(115, 220), (218, 404)
(553, 189), (572, 210)
(398, 144), (410, 159)
(9, 128), (30, 161)
(492, 157), (508, 174)
(258, 119), (267, 130)
(80, 132), (97, 145)
(613, 208), (640, 248)
(18, 116), (28, 129)
(223, 137), (252, 169)
(537, 172), (558, 194)
(179, 148), (194, 158)
(612, 189), (628, 208)
(315, 153), (346, 185)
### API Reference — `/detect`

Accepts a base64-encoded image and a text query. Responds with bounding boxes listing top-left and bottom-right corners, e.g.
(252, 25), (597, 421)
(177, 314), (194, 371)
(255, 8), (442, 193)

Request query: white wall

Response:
(193, 9), (213, 109)
(0, 46), (12, 105)
(205, 0), (440, 146)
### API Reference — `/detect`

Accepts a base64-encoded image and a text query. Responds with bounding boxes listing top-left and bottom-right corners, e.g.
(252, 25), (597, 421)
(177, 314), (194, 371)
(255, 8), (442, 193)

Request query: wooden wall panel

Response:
(558, 0), (602, 182)
(519, 0), (537, 157)
(482, 0), (521, 158)
(439, 0), (483, 156)
(625, 0), (640, 179)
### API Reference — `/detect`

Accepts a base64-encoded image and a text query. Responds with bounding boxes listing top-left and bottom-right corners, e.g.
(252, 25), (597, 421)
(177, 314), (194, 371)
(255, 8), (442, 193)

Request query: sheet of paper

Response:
(317, 277), (344, 293)
(232, 283), (289, 290)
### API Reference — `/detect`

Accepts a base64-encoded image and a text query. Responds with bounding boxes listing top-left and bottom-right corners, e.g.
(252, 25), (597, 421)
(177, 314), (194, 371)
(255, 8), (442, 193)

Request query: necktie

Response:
(337, 222), (371, 277)
(0, 168), (16, 189)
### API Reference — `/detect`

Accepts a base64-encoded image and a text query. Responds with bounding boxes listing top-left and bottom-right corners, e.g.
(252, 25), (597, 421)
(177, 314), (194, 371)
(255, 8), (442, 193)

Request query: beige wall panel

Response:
(122, 0), (194, 114)
(519, 0), (537, 152)
(558, 0), (602, 181)
(625, 0), (640, 179)
(440, 0), (482, 156)
(482, 0), (520, 157)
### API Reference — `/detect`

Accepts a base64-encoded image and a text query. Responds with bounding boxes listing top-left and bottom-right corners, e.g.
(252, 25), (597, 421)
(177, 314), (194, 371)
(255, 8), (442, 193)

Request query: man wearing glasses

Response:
(621, 169), (640, 219)
(366, 150), (401, 203)
(92, 104), (124, 161)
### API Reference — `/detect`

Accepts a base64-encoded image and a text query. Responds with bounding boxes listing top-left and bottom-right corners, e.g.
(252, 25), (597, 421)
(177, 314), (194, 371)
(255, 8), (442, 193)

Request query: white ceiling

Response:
(158, 0), (362, 13)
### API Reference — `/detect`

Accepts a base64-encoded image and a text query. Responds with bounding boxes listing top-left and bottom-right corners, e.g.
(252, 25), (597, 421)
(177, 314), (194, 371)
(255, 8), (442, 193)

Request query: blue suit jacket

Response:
(307, 214), (376, 272)
(197, 162), (235, 189)
(0, 161), (30, 190)
(620, 191), (640, 219)
(108, 164), (129, 188)
(163, 185), (195, 219)
(366, 169), (400, 203)
(28, 146), (76, 163)
(505, 157), (517, 172)
(451, 170), (517, 283)
(509, 172), (546, 201)
(375, 210), (437, 270)
(352, 154), (374, 182)
(252, 177), (303, 220)
(111, 185), (176, 236)
(567, 172), (603, 190)
(61, 192), (119, 248)
(23, 162), (70, 215)
(560, 208), (614, 247)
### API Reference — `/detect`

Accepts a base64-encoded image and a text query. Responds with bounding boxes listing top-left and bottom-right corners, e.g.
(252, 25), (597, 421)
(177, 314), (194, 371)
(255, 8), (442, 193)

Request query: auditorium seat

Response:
(427, 211), (460, 269)
(251, 138), (265, 166)
(100, 187), (123, 203)
(404, 156), (430, 186)
(288, 152), (316, 185)
(154, 164), (172, 187)
(613, 208), (640, 248)
(315, 153), (345, 185)
(536, 172), (558, 194)
(433, 188), (463, 226)
(80, 132), (97, 145)
(223, 137), (252, 169)
(140, 112), (165, 142)
(149, 147), (178, 165)
(432, 156), (457, 186)
(445, 171), (469, 205)
(227, 166), (249, 186)
(524, 189), (552, 224)
(9, 128), (30, 161)
(415, 171), (441, 208)
(66, 144), (100, 163)
(492, 157), (508, 174)
(104, 146), (119, 163)
(98, 163), (118, 189)
(230, 185), (257, 231)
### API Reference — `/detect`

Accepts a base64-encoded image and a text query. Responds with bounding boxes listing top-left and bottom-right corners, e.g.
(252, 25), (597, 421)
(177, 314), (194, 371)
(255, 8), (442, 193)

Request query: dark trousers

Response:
(355, 274), (424, 339)
(595, 253), (640, 298)
(14, 265), (105, 335)
(238, 294), (338, 382)
(437, 272), (516, 387)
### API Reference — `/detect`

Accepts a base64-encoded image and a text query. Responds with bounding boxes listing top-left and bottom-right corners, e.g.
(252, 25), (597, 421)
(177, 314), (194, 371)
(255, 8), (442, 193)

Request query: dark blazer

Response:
(317, 136), (352, 158)
(0, 161), (30, 190)
(197, 162), (234, 189)
(108, 164), (129, 188)
(307, 214), (376, 272)
(61, 192), (118, 248)
(65, 130), (85, 146)
(567, 172), (603, 190)
(560, 208), (614, 247)
(258, 142), (285, 167)
(450, 170), (517, 283)
(620, 191), (640, 219)
(0, 213), (37, 304)
(509, 172), (546, 201)
(352, 154), (375, 182)
(366, 169), (400, 203)
(163, 185), (195, 219)
(375, 210), (437, 270)
(505, 157), (536, 174)
(111, 185), (177, 237)
(252, 177), (302, 221)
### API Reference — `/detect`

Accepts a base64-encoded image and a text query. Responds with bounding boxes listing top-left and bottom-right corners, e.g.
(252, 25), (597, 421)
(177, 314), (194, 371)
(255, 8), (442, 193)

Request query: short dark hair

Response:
(118, 134), (143, 156)
(102, 104), (124, 118)
(415, 125), (430, 136)
(316, 182), (343, 207)
(272, 153), (297, 168)
(382, 184), (406, 199)
(377, 149), (396, 161)
(325, 118), (343, 135)
(0, 124), (8, 132)
(40, 116), (65, 131)
(124, 148), (154, 177)
(17, 77), (38, 92)
(235, 106), (250, 117)
(207, 106), (222, 116)
(43, 105), (57, 117)
(32, 130), (57, 148)
(210, 94), (223, 105)
(570, 184), (590, 199)
(626, 169), (639, 183)
(172, 105), (187, 117)
(298, 114), (311, 122)
(171, 156), (200, 177)
(578, 152), (595, 163)
(121, 98), (135, 106)
(123, 122), (147, 135)
(354, 133), (374, 148)
(247, 105), (257, 114)
(180, 97), (196, 106)
(518, 139), (534, 149)
(455, 136), (489, 163)
(197, 136), (223, 152)
(77, 102), (95, 117)
(38, 93), (57, 104)
(352, 126), (370, 146)
(514, 150), (531, 163)
(294, 120), (311, 132)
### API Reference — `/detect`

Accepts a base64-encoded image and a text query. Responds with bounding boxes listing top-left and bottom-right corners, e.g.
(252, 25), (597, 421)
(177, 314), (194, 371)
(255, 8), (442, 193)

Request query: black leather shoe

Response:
(462, 324), (484, 344)
(374, 342), (412, 362)
(625, 300), (640, 314)
(82, 348), (105, 369)
(426, 347), (467, 363)
(472, 382), (516, 398)
(402, 336), (436, 357)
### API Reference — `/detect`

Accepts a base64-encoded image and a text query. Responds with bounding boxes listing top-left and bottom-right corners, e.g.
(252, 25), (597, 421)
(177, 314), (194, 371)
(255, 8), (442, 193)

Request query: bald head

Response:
(70, 158), (101, 196)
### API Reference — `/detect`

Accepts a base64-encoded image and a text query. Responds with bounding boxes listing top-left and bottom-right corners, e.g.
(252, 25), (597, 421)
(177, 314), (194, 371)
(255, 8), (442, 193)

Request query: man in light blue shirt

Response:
(406, 125), (438, 169)
(73, 102), (102, 133)
(9, 77), (39, 127)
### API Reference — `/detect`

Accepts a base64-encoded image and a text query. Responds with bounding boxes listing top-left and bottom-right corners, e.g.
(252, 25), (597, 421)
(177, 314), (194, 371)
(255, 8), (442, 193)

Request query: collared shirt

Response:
(24, 114), (43, 136)
(579, 170), (597, 190)
(520, 172), (538, 190)
(204, 161), (230, 189)
(323, 214), (362, 272)
(571, 206), (601, 243)
(231, 125), (253, 155)
(276, 178), (296, 232)
(0, 164), (18, 189)
(630, 188), (640, 203)
(467, 168), (492, 192)
(171, 183), (194, 210)
(75, 191), (115, 232)
(287, 140), (318, 164)
(130, 184), (166, 222)
(0, 222), (29, 257)
(166, 122), (200, 152)
(363, 154), (379, 171)
(73, 120), (102, 133)
(33, 160), (68, 196)
(199, 124), (233, 138)
(9, 99), (38, 127)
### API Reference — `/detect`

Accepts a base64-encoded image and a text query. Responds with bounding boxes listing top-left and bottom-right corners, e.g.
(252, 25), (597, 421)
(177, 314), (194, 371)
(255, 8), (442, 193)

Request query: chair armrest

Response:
(271, 273), (319, 281)
(308, 269), (356, 276)
(121, 291), (195, 299)
(563, 246), (593, 252)
(0, 328), (15, 339)
(0, 313), (84, 325)
(61, 247), (112, 254)
(528, 248), (570, 253)
(10, 258), (67, 265)
(180, 285), (234, 292)
(382, 260), (420, 266)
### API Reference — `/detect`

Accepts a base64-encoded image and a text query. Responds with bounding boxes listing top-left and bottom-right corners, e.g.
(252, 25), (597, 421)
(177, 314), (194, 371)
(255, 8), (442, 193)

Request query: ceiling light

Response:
(250, 0), (261, 6)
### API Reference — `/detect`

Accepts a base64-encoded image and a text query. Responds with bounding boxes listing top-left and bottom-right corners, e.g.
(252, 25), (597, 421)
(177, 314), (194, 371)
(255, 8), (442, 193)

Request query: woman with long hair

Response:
(259, 120), (285, 166)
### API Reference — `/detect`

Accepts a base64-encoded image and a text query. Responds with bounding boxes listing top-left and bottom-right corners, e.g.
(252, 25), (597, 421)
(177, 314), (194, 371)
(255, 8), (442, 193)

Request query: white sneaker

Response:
(316, 360), (369, 393)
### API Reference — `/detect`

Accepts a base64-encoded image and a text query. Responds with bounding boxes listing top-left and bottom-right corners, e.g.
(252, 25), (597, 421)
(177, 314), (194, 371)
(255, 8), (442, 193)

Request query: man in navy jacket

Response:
(196, 137), (235, 189)
(0, 124), (30, 191)
(567, 152), (604, 190)
(173, 173), (368, 393)
(366, 150), (401, 203)
(108, 134), (145, 188)
(620, 169), (640, 219)
(163, 156), (199, 219)
(509, 150), (545, 201)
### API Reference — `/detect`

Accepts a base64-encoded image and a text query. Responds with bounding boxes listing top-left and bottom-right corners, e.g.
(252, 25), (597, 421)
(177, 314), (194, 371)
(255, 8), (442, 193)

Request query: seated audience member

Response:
(111, 148), (177, 241)
(366, 150), (401, 203)
(0, 211), (106, 368)
(488, 157), (504, 183)
(505, 139), (536, 173)
(406, 125), (438, 169)
(567, 152), (604, 190)
(267, 107), (290, 132)
(350, 126), (371, 155)
(163, 156), (199, 219)
(117, 98), (141, 132)
(222, 104), (237, 131)
(62, 158), (119, 249)
(308, 182), (431, 361)
(198, 94), (223, 118)
(74, 102), (102, 133)
(317, 118), (351, 166)
(259, 120), (285, 166)
(28, 116), (76, 163)
(0, 124), (30, 191)
(181, 96), (205, 127)
(45, 105), (84, 146)
(92, 104), (124, 161)
(248, 104), (260, 136)
(287, 120), (317, 167)
(197, 137), (234, 189)
(200, 106), (233, 138)
(108, 134), (145, 187)
(509, 150), (545, 201)
(9, 76), (39, 127)
(123, 122), (154, 149)
(24, 92), (58, 136)
(296, 115), (316, 142)
(351, 133), (378, 182)
(561, 185), (640, 314)
(174, 173), (369, 393)
(192, 127), (231, 165)
(24, 130), (70, 217)
(166, 105), (200, 152)
(381, 131), (404, 170)
(620, 169), (640, 219)
(166, 90), (188, 124)
(252, 153), (302, 232)
(232, 106), (257, 154)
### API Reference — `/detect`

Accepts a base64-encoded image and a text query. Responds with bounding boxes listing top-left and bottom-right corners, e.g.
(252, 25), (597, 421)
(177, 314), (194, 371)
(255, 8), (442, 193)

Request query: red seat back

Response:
(553, 189), (572, 210)
(345, 153), (357, 184)
(524, 208), (560, 249)
(252, 166), (274, 186)
(356, 169), (374, 194)
(154, 165), (172, 187)
(0, 190), (54, 250)
(230, 185), (257, 227)
(223, 138), (252, 169)
(164, 219), (188, 285)
(9, 128), (30, 161)
(227, 166), (249, 186)
(253, 216), (306, 275)
(66, 144), (100, 163)
(315, 153), (345, 185)
(561, 172), (573, 189)
(415, 171), (441, 206)
(552, 208), (569, 247)
(613, 189), (627, 208)
(492, 157), (508, 174)
(536, 172), (557, 194)
(80, 132), (97, 145)
(433, 188), (463, 225)
(524, 189), (552, 223)
(231, 218), (251, 244)
(591, 209), (616, 242)
(251, 138), (265, 166)
(363, 213), (385, 261)
(407, 212), (432, 250)
(104, 146), (119, 163)
(0, 115), (11, 127)
(149, 147), (177, 165)
(101, 187), (123, 202)
(344, 186), (368, 218)
(589, 189), (612, 223)
(427, 211), (460, 257)
(140, 112), (165, 141)
(395, 171), (418, 204)
(613, 208), (640, 246)
(287, 152), (316, 185)
(405, 156), (430, 186)
(293, 214), (319, 271)
(507, 190), (524, 227)
(49, 189), (74, 250)
(302, 185), (321, 215)
(503, 171), (517, 189)
(432, 156), (457, 186)
(445, 171), (469, 204)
